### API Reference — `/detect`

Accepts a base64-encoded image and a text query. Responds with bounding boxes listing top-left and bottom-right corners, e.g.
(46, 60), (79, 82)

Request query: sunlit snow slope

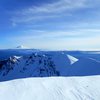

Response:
(0, 76), (100, 100)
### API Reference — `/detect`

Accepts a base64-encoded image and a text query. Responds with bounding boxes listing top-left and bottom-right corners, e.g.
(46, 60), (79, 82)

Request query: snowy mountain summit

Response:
(16, 45), (27, 49)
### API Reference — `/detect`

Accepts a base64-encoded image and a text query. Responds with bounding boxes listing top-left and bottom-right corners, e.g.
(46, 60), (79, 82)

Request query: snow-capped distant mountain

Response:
(0, 51), (100, 81)
(16, 45), (27, 49)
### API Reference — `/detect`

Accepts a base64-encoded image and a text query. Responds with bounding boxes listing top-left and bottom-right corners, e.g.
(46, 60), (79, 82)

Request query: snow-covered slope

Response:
(0, 76), (100, 100)
(0, 51), (100, 81)
(67, 54), (79, 64)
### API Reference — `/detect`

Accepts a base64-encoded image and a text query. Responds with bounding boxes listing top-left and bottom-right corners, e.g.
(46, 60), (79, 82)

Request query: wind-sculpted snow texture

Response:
(0, 76), (100, 100)
(0, 50), (100, 81)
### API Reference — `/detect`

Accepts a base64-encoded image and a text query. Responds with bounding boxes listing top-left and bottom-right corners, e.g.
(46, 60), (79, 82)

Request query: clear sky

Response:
(0, 0), (100, 50)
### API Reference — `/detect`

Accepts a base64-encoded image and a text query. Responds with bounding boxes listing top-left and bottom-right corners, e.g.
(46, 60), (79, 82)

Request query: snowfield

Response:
(0, 76), (100, 100)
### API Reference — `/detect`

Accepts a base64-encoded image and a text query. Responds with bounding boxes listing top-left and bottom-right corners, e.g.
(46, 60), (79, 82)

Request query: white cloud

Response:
(22, 0), (87, 14)
(11, 0), (88, 25)
(8, 0), (100, 50)
(7, 28), (100, 40)
(5, 28), (100, 50)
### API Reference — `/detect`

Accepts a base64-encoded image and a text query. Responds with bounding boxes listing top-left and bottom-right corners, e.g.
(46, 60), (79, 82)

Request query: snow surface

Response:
(67, 54), (79, 65)
(0, 76), (100, 100)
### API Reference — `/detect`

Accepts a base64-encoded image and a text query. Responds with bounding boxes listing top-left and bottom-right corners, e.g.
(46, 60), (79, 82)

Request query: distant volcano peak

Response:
(16, 45), (27, 49)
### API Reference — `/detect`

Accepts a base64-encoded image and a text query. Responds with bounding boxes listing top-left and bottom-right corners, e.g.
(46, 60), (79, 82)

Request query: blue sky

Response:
(0, 0), (100, 50)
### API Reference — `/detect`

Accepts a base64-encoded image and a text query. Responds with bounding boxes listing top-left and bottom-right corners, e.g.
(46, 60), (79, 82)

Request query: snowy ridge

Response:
(0, 76), (100, 100)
